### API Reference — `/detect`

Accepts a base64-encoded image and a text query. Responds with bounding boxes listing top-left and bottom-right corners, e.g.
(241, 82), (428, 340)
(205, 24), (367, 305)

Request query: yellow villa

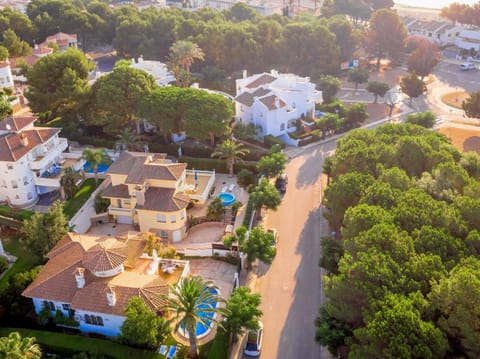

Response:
(102, 152), (215, 242)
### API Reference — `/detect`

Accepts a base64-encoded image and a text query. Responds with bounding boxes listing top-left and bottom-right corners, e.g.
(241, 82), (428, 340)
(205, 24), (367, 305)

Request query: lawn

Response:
(0, 328), (162, 359)
(63, 178), (100, 219)
(0, 205), (34, 221)
(0, 234), (41, 293)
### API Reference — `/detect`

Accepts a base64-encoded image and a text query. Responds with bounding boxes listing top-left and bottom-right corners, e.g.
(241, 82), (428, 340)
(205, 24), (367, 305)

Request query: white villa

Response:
(130, 56), (175, 87)
(40, 32), (78, 52)
(0, 60), (14, 89)
(402, 16), (462, 47)
(23, 233), (190, 337)
(0, 116), (82, 208)
(235, 69), (322, 137)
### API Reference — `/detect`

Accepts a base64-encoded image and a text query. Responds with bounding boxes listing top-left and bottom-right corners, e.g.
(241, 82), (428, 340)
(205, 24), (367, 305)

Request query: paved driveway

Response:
(252, 143), (336, 359)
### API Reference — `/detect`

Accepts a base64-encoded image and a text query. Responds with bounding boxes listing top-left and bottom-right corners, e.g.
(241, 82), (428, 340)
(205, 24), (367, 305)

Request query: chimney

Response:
(20, 133), (29, 147)
(242, 69), (247, 79)
(75, 268), (85, 289)
(274, 97), (280, 108)
(106, 285), (116, 306)
(136, 191), (145, 206)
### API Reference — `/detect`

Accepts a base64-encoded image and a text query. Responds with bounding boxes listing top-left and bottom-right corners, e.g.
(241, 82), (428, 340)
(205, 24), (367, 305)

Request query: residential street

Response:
(250, 141), (336, 359)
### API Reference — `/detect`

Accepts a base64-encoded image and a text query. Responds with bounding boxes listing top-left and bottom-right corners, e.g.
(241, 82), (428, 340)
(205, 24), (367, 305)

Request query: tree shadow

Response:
(295, 147), (324, 189)
(463, 136), (480, 153)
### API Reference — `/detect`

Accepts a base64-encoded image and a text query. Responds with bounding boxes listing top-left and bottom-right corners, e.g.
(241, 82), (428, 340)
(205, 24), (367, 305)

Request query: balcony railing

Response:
(29, 138), (68, 170)
(34, 177), (61, 188)
(108, 206), (133, 216)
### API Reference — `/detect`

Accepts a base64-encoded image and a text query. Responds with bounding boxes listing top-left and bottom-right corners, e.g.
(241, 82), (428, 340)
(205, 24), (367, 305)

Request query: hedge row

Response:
(263, 135), (286, 149)
(179, 157), (258, 174)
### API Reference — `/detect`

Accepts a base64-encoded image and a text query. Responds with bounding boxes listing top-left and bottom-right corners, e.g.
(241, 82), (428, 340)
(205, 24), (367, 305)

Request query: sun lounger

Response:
(228, 183), (236, 192)
(159, 345), (168, 355)
(221, 186), (228, 193)
(167, 345), (177, 359)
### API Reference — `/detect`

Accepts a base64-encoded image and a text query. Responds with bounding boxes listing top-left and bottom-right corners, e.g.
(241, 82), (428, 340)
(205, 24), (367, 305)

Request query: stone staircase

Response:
(223, 206), (233, 225)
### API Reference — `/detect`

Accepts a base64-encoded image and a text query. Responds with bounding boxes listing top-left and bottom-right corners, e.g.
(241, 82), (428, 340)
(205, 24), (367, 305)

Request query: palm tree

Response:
(115, 128), (143, 153)
(162, 277), (228, 358)
(0, 332), (42, 359)
(81, 148), (112, 186)
(211, 139), (249, 176)
(60, 166), (82, 200)
(168, 41), (205, 87)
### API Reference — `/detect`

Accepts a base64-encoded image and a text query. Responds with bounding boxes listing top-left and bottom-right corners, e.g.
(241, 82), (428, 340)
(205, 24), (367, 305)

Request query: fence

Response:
(69, 177), (111, 233)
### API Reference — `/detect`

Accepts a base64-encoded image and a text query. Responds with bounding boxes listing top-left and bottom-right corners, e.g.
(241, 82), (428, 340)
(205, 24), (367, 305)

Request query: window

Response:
(28, 192), (33, 200)
(62, 304), (70, 311)
(124, 199), (131, 205)
(84, 314), (104, 326)
(292, 102), (296, 109)
(11, 180), (18, 189)
(23, 176), (28, 185)
(44, 301), (55, 311)
(280, 123), (285, 131)
(180, 211), (185, 220)
(159, 230), (168, 238)
(170, 215), (176, 223)
(156, 214), (166, 223)
(116, 199), (122, 208)
(7, 164), (13, 170)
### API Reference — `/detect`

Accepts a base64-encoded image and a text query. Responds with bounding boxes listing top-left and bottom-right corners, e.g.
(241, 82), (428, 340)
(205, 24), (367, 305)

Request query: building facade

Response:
(235, 69), (322, 137)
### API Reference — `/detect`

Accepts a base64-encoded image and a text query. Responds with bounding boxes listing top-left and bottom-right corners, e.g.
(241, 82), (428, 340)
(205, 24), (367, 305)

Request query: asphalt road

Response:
(247, 142), (336, 359)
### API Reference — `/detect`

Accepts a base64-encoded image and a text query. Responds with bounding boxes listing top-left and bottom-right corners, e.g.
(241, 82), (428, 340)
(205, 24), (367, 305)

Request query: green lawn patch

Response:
(205, 329), (229, 359)
(0, 328), (162, 359)
(63, 178), (100, 219)
(0, 236), (41, 293)
(0, 205), (34, 221)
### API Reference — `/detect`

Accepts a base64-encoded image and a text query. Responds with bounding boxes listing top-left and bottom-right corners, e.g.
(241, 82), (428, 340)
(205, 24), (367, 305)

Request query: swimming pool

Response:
(218, 192), (236, 206)
(179, 288), (219, 339)
(83, 161), (110, 174)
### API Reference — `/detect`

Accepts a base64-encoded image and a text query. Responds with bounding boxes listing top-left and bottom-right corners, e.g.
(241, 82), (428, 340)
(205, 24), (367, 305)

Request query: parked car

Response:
(244, 321), (264, 357)
(267, 228), (278, 247)
(275, 173), (288, 194)
(460, 63), (476, 71)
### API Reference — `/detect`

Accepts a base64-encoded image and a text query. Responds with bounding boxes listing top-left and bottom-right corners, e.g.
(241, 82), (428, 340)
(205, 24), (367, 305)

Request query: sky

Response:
(394, 0), (477, 9)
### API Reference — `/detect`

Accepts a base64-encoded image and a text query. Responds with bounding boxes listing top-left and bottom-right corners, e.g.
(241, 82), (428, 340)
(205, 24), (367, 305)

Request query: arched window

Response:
(84, 314), (92, 324)
(97, 316), (104, 326)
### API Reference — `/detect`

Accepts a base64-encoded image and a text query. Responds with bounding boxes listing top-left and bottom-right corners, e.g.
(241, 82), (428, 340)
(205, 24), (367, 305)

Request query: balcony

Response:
(34, 176), (61, 188)
(29, 138), (68, 170)
(108, 206), (133, 216)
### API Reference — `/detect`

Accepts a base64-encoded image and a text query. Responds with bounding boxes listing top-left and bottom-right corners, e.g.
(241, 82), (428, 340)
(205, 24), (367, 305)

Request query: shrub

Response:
(180, 157), (257, 174)
(207, 197), (224, 221)
(242, 200), (255, 227)
(231, 201), (243, 219)
(54, 310), (80, 327)
(237, 169), (255, 188)
(147, 142), (179, 156)
(263, 135), (286, 149)
(317, 100), (346, 117)
(94, 193), (110, 214)
(0, 256), (8, 274)
(159, 246), (177, 259)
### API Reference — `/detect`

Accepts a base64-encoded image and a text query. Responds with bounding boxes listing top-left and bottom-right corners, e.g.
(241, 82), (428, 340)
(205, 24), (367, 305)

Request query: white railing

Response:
(29, 138), (68, 170)
(108, 206), (132, 215)
(33, 177), (60, 188)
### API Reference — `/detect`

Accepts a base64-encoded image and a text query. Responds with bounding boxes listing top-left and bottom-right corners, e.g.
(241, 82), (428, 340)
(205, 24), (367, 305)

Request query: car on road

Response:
(267, 228), (278, 247)
(275, 173), (288, 194)
(459, 63), (476, 71)
(244, 321), (264, 357)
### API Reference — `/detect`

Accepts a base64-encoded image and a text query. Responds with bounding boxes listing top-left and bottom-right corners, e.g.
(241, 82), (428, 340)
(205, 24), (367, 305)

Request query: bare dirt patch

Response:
(441, 91), (470, 109)
(365, 103), (402, 124)
(437, 124), (480, 154)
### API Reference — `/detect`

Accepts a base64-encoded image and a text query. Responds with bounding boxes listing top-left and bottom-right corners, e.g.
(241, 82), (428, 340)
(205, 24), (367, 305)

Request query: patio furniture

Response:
(159, 345), (168, 356)
(221, 186), (228, 193)
(167, 345), (177, 359)
(228, 183), (236, 192)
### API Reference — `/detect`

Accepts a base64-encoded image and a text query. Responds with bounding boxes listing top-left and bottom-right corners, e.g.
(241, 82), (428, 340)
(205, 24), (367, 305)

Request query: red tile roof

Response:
(246, 74), (276, 89)
(259, 95), (287, 111)
(0, 127), (59, 162)
(0, 116), (35, 132)
(136, 187), (190, 212)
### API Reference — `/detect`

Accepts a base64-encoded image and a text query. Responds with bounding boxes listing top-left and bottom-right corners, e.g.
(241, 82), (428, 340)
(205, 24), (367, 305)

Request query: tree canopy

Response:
(317, 124), (480, 357)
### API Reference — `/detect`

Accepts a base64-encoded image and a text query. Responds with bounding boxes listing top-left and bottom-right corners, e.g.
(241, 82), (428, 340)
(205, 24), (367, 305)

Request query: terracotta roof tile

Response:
(259, 95), (287, 111)
(251, 87), (271, 97)
(102, 184), (130, 199)
(0, 116), (36, 132)
(136, 188), (190, 212)
(0, 127), (59, 161)
(235, 92), (254, 106)
(246, 73), (276, 89)
(82, 243), (128, 273)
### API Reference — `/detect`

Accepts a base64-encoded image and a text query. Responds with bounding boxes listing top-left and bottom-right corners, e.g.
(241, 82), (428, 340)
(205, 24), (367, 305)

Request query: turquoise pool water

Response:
(218, 192), (236, 206)
(83, 161), (110, 174)
(179, 288), (219, 338)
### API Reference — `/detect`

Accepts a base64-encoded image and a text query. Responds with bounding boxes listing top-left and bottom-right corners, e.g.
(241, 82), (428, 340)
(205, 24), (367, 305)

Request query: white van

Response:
(460, 63), (476, 71)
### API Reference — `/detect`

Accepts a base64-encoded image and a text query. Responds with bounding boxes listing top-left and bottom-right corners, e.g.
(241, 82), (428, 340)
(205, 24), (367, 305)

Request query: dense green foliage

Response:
(120, 297), (170, 349)
(318, 124), (480, 358)
(224, 287), (262, 342)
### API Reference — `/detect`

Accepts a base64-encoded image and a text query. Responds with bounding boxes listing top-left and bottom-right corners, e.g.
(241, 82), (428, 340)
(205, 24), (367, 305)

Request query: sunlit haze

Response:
(395, 0), (477, 9)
